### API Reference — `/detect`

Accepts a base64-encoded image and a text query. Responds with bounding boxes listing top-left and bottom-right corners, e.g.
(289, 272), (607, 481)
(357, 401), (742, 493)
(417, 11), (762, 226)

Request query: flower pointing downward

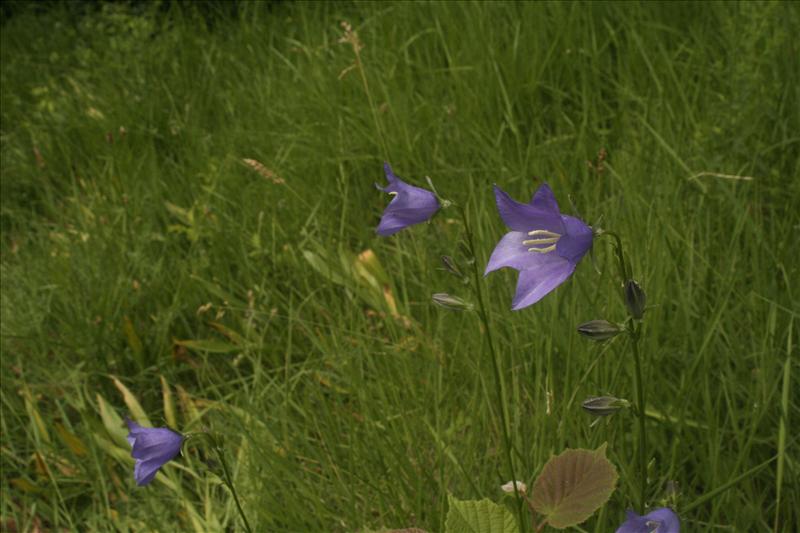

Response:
(485, 183), (592, 310)
(126, 419), (184, 486)
(376, 162), (440, 236)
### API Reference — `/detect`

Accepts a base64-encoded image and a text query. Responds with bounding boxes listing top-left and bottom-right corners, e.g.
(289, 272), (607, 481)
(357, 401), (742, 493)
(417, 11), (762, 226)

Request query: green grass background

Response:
(1, 1), (798, 531)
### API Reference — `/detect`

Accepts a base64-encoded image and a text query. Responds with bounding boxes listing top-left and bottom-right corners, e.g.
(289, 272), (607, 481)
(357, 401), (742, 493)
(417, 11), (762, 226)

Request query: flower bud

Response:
(624, 279), (646, 319)
(581, 396), (630, 417)
(441, 255), (463, 278)
(500, 480), (527, 494)
(431, 293), (473, 311)
(577, 320), (622, 341)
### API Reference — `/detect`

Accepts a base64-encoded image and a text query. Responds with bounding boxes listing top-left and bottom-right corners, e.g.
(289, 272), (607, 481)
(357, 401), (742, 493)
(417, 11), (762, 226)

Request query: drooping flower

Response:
(616, 508), (680, 533)
(376, 162), (440, 236)
(485, 183), (592, 310)
(126, 419), (184, 486)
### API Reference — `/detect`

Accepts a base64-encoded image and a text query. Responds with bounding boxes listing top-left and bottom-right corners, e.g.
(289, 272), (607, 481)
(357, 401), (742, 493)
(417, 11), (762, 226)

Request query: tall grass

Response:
(1, 2), (798, 531)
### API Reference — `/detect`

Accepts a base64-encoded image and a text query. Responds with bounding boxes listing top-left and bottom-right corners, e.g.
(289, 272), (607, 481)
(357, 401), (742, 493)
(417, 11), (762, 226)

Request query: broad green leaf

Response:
(530, 444), (618, 529)
(445, 495), (519, 533)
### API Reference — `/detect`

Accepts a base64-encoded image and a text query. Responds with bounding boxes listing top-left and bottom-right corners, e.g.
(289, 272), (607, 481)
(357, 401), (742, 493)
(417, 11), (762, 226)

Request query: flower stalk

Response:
(458, 203), (527, 530)
(602, 230), (648, 512)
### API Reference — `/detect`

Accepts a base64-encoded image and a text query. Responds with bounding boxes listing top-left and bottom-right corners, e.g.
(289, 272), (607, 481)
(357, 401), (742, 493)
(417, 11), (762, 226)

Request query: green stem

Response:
(213, 443), (253, 533)
(602, 230), (647, 511)
(458, 205), (526, 529)
(628, 323), (648, 512)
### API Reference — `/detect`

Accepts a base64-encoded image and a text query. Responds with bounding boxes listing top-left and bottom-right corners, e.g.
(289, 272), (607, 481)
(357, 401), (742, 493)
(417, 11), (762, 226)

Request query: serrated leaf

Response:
(530, 444), (618, 529)
(445, 496), (519, 533)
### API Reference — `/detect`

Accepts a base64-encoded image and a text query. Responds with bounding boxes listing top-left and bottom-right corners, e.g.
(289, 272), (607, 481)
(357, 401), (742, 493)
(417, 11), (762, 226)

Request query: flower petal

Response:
(130, 427), (183, 461)
(376, 163), (440, 236)
(485, 231), (540, 274)
(556, 214), (593, 263)
(511, 257), (575, 310)
(644, 508), (680, 533)
(494, 185), (563, 233)
(134, 458), (164, 486)
(615, 508), (680, 533)
(530, 182), (560, 213)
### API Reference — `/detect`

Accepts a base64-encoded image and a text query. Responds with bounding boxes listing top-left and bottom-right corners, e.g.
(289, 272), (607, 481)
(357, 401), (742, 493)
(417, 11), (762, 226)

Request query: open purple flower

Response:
(616, 508), (680, 533)
(126, 419), (184, 486)
(485, 183), (592, 310)
(376, 162), (440, 236)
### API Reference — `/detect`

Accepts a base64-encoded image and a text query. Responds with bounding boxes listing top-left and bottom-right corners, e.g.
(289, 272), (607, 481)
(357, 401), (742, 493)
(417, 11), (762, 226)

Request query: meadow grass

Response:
(1, 1), (798, 531)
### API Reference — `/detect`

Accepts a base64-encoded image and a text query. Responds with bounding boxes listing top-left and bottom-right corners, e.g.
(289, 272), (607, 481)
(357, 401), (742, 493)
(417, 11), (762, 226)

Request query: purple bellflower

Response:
(485, 183), (592, 310)
(126, 419), (184, 486)
(616, 508), (680, 533)
(376, 162), (440, 236)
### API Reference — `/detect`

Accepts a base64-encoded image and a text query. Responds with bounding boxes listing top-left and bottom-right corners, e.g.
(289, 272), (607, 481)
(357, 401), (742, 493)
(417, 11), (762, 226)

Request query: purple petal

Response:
(511, 257), (575, 310)
(485, 231), (539, 274)
(644, 508), (680, 533)
(530, 182), (560, 213)
(616, 508), (680, 533)
(377, 163), (440, 236)
(556, 214), (593, 263)
(493, 185), (563, 233)
(134, 458), (164, 486)
(130, 427), (184, 461)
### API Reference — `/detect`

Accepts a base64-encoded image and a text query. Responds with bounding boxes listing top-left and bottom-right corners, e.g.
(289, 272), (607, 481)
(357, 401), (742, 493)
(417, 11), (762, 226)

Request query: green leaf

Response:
(530, 444), (618, 529)
(445, 495), (519, 533)
(173, 338), (240, 354)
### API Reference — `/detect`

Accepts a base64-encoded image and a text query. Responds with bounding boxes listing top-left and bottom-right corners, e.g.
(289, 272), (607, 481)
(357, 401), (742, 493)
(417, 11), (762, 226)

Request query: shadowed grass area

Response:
(1, 1), (798, 531)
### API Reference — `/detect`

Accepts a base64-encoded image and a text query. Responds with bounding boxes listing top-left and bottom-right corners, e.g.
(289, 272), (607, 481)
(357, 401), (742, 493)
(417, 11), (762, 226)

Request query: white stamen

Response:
(525, 228), (562, 254)
(527, 229), (560, 238)
(528, 244), (557, 253)
(522, 237), (559, 245)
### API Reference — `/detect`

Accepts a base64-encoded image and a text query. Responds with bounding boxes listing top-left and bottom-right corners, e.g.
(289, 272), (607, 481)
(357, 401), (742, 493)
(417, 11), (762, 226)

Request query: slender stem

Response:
(458, 205), (526, 529)
(601, 230), (648, 511)
(213, 444), (253, 533)
(628, 323), (648, 512)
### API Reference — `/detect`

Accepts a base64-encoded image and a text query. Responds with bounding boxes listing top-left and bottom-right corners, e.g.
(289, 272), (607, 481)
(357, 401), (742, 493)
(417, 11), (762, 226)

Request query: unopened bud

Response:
(624, 279), (646, 319)
(582, 396), (630, 417)
(441, 255), (463, 278)
(577, 320), (622, 341)
(500, 480), (527, 494)
(432, 293), (473, 311)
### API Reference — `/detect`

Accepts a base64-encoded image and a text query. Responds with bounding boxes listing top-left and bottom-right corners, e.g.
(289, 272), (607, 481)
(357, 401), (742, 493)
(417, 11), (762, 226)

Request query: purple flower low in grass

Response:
(485, 183), (593, 310)
(616, 508), (680, 533)
(376, 162), (440, 236)
(126, 419), (184, 486)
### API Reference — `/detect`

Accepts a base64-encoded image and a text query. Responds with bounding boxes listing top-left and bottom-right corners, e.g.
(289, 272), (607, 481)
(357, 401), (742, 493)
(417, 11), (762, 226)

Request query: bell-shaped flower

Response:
(126, 419), (184, 486)
(376, 162), (440, 236)
(616, 508), (680, 533)
(485, 183), (592, 310)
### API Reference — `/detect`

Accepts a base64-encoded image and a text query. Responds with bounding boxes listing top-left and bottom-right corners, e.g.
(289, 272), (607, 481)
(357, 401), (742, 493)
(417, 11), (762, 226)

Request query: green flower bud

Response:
(577, 320), (622, 341)
(582, 396), (630, 417)
(431, 293), (473, 311)
(441, 255), (464, 279)
(624, 279), (646, 319)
